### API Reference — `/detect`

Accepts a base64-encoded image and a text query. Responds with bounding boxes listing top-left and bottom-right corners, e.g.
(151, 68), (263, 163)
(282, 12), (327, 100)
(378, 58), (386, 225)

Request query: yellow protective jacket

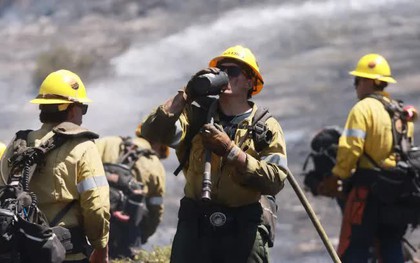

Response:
(0, 122), (110, 260)
(141, 100), (288, 207)
(95, 136), (165, 243)
(332, 91), (414, 179)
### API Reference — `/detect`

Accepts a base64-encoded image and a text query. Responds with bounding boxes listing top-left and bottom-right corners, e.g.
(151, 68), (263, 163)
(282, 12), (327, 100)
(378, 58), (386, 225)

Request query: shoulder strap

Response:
(367, 94), (408, 154)
(238, 107), (272, 152)
(117, 136), (156, 170)
(49, 200), (77, 227)
(8, 132), (68, 188)
(364, 94), (410, 167)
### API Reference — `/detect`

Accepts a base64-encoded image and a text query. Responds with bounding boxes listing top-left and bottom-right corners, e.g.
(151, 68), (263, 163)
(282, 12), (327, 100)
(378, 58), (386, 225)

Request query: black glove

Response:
(185, 67), (225, 101)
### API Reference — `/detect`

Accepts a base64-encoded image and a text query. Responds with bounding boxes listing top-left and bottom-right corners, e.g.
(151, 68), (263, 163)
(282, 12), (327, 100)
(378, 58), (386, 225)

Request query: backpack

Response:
(0, 130), (69, 263)
(355, 94), (420, 226)
(174, 97), (278, 247)
(105, 137), (153, 222)
(302, 126), (342, 196)
(105, 137), (153, 258)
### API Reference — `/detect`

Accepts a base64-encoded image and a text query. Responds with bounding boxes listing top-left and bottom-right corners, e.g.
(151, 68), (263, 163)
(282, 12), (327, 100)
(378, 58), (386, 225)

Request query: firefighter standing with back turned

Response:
(95, 134), (166, 259)
(0, 70), (110, 263)
(317, 54), (415, 262)
(141, 45), (288, 263)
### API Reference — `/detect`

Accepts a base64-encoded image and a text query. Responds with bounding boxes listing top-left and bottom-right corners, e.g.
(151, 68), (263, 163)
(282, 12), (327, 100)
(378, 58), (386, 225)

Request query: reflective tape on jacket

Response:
(77, 175), (108, 194)
(169, 120), (183, 147)
(262, 154), (288, 170)
(342, 128), (366, 139)
(19, 228), (55, 242)
(147, 196), (163, 206)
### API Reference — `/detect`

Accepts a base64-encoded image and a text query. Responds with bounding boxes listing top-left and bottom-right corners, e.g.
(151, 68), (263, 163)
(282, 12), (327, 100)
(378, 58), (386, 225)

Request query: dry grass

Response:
(111, 245), (171, 263)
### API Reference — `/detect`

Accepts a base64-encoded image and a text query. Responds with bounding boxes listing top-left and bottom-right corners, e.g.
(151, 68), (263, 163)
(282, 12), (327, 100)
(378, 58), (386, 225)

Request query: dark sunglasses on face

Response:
(354, 77), (361, 87)
(76, 103), (88, 115)
(218, 65), (243, 77)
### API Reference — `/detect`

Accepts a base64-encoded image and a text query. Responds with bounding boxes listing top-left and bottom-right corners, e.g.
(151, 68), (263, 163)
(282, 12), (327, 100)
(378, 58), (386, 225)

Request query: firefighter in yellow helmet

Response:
(141, 45), (288, 262)
(95, 135), (166, 259)
(0, 69), (110, 263)
(317, 54), (415, 262)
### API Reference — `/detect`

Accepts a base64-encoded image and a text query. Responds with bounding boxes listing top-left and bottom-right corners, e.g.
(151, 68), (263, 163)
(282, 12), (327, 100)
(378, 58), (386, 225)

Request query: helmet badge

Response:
(368, 61), (376, 69)
(64, 76), (79, 90)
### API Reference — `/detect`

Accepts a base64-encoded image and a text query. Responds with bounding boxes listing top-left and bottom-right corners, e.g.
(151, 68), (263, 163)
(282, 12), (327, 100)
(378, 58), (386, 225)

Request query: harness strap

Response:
(49, 200), (77, 227)
(116, 137), (155, 180)
(238, 107), (271, 150)
(8, 132), (68, 190)
(367, 94), (408, 156)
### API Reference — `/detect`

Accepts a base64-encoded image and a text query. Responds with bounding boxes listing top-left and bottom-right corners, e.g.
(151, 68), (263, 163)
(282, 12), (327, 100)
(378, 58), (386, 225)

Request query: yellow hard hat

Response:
(0, 142), (6, 159)
(209, 45), (264, 95)
(349, 53), (396, 84)
(30, 69), (92, 104)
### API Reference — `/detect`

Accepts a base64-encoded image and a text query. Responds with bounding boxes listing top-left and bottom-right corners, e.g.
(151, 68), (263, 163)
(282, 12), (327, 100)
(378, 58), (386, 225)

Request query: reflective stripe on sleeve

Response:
(77, 175), (108, 194)
(147, 196), (163, 206)
(261, 154), (288, 170)
(342, 128), (366, 139)
(169, 120), (183, 147)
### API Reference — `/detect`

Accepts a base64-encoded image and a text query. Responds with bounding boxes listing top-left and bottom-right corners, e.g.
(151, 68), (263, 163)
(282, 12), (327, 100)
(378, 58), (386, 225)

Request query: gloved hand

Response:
(316, 175), (343, 198)
(201, 123), (233, 156)
(185, 67), (222, 101)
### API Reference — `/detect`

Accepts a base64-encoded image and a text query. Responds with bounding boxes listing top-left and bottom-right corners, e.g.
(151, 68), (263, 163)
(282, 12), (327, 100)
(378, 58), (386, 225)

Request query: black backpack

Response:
(366, 94), (420, 178)
(105, 136), (155, 217)
(104, 137), (154, 258)
(0, 130), (70, 263)
(302, 126), (342, 196)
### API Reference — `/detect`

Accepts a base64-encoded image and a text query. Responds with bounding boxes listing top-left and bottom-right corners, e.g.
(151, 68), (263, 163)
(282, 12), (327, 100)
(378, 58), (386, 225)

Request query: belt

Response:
(178, 197), (262, 230)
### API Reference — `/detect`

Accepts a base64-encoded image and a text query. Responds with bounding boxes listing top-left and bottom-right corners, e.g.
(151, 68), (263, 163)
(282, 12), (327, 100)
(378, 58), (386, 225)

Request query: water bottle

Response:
(188, 71), (229, 97)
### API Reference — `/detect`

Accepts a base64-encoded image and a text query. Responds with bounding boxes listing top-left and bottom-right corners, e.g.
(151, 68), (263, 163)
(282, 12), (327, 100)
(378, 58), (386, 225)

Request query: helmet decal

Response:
(65, 76), (80, 90)
(30, 69), (92, 104)
(368, 61), (376, 69)
(349, 53), (396, 84)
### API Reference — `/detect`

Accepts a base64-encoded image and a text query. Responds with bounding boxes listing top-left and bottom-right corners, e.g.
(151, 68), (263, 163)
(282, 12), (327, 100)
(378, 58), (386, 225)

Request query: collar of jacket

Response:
(214, 101), (258, 130)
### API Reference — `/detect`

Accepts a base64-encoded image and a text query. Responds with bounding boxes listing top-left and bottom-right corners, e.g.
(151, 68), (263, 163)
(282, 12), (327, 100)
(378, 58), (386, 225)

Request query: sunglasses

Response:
(76, 103), (88, 115)
(354, 77), (361, 87)
(218, 65), (244, 78)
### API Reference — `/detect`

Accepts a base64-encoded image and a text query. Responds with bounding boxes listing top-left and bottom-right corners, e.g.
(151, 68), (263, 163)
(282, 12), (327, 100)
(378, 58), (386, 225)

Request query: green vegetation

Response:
(111, 245), (171, 263)
(32, 46), (95, 88)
